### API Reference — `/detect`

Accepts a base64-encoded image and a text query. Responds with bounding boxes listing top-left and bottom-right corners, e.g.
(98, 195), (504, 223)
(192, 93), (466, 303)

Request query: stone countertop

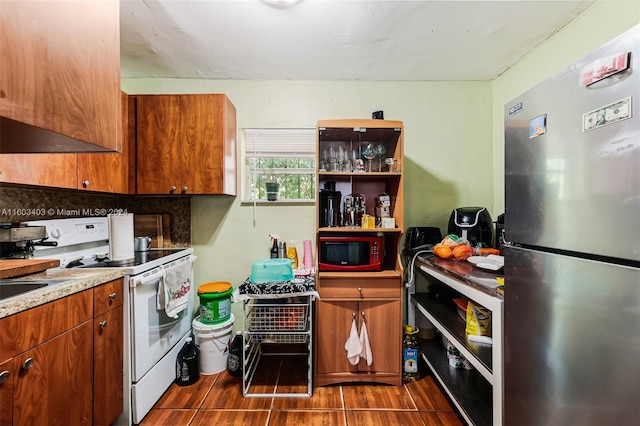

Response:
(0, 268), (126, 319)
(416, 254), (504, 300)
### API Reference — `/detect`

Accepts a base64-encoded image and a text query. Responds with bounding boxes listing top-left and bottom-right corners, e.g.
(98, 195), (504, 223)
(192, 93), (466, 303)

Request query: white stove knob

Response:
(51, 229), (61, 239)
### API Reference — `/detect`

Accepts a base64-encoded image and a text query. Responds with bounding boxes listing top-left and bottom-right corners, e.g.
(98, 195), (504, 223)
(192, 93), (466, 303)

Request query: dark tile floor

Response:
(140, 355), (464, 426)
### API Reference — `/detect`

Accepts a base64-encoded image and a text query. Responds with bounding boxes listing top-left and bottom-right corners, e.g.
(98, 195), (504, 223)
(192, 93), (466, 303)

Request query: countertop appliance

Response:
(404, 226), (442, 254)
(318, 235), (382, 271)
(319, 181), (342, 227)
(504, 24), (639, 425)
(447, 206), (493, 247)
(25, 217), (195, 425)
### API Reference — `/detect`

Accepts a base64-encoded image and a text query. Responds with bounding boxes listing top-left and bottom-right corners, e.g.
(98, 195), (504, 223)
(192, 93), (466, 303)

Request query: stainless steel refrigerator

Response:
(504, 24), (640, 426)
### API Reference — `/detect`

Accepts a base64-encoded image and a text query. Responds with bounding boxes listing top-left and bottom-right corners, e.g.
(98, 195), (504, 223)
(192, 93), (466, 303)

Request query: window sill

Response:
(241, 199), (316, 206)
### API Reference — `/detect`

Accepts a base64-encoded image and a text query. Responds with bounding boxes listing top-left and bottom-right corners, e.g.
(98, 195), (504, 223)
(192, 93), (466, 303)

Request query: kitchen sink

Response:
(0, 279), (70, 301)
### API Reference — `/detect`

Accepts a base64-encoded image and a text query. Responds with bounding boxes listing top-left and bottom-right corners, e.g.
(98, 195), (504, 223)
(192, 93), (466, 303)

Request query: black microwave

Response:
(318, 235), (383, 272)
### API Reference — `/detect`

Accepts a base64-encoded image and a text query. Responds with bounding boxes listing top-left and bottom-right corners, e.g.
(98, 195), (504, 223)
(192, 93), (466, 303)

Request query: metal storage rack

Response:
(408, 256), (503, 426)
(242, 295), (313, 397)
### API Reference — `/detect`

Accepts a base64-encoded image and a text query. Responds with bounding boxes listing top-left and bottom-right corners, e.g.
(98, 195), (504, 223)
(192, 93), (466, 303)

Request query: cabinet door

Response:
(0, 358), (13, 426)
(77, 93), (132, 193)
(0, 0), (121, 152)
(315, 300), (359, 375)
(179, 94), (236, 195)
(93, 306), (123, 425)
(0, 154), (77, 188)
(136, 95), (182, 194)
(358, 299), (401, 374)
(13, 323), (93, 426)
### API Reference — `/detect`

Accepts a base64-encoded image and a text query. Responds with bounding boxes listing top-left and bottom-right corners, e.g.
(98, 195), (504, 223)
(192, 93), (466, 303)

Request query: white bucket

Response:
(192, 313), (235, 375)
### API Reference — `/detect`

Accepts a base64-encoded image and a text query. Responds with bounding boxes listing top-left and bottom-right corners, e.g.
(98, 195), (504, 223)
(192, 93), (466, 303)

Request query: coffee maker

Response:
(447, 207), (493, 247)
(319, 181), (342, 227)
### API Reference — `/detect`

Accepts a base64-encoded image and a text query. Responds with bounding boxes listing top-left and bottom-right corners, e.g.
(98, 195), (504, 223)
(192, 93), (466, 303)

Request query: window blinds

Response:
(244, 128), (316, 157)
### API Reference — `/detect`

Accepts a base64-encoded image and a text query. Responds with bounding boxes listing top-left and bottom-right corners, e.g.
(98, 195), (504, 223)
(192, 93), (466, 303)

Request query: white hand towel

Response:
(359, 320), (373, 366)
(344, 318), (362, 365)
(162, 259), (192, 318)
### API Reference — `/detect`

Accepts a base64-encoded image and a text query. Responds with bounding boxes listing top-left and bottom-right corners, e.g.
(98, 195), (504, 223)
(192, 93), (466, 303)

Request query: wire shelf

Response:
(248, 302), (308, 331)
(248, 332), (309, 344)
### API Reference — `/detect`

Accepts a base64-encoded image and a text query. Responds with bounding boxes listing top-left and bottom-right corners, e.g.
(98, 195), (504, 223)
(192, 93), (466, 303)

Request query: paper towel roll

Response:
(108, 213), (134, 262)
(303, 239), (313, 270)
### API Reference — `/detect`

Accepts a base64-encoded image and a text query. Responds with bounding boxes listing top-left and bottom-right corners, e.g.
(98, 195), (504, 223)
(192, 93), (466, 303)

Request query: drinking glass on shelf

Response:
(329, 146), (336, 172)
(361, 143), (375, 172)
(320, 148), (329, 171)
(375, 144), (386, 172)
(337, 145), (345, 172)
(384, 157), (395, 172)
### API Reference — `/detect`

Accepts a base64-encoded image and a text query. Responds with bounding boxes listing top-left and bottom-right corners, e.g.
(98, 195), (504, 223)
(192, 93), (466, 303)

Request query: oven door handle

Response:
(130, 268), (167, 288)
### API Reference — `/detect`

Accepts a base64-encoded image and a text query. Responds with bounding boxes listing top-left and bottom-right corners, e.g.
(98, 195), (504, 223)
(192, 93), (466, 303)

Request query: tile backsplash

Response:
(0, 185), (190, 247)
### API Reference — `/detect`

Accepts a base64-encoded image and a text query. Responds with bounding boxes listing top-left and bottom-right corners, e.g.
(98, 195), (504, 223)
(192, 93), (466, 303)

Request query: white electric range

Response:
(26, 217), (195, 425)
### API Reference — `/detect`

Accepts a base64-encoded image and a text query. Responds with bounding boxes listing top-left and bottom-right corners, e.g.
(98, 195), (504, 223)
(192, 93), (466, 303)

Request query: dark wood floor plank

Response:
(269, 410), (346, 426)
(153, 374), (218, 409)
(406, 375), (457, 411)
(191, 410), (270, 426)
(346, 410), (427, 425)
(139, 408), (197, 425)
(342, 383), (416, 410)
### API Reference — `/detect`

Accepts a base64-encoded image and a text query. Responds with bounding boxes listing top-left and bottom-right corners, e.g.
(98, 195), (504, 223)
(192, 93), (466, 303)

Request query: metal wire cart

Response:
(235, 275), (317, 397)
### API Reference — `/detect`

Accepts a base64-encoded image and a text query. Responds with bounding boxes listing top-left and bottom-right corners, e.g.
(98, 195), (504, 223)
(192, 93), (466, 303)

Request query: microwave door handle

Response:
(129, 268), (167, 288)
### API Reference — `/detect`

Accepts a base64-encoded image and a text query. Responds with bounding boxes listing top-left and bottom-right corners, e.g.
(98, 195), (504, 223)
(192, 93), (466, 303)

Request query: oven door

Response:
(129, 256), (194, 382)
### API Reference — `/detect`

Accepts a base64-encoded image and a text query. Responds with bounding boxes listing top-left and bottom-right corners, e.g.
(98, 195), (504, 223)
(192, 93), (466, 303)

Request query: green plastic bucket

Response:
(198, 282), (233, 325)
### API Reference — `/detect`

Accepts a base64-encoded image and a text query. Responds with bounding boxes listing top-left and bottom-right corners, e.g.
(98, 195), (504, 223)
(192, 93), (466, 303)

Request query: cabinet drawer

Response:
(94, 278), (124, 317)
(0, 290), (92, 360)
(318, 277), (401, 299)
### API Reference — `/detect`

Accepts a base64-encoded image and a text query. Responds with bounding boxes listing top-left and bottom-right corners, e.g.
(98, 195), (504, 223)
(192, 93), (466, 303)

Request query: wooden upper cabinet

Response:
(0, 154), (78, 189)
(0, 0), (121, 153)
(77, 92), (133, 193)
(135, 94), (237, 195)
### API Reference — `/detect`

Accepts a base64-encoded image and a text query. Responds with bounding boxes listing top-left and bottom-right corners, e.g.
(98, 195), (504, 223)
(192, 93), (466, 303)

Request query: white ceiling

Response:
(120, 0), (595, 81)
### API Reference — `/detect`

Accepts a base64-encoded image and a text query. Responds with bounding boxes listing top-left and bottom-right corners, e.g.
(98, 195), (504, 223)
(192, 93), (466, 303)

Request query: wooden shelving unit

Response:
(314, 119), (405, 387)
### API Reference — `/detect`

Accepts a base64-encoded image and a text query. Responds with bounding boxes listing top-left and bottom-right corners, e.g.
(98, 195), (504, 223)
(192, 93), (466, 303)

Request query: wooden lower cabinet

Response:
(93, 278), (124, 426)
(13, 323), (93, 425)
(315, 277), (402, 386)
(0, 359), (13, 426)
(0, 278), (124, 425)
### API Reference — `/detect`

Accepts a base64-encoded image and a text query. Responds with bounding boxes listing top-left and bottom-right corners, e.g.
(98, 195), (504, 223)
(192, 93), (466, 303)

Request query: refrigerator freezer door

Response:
(504, 246), (640, 426)
(504, 24), (640, 262)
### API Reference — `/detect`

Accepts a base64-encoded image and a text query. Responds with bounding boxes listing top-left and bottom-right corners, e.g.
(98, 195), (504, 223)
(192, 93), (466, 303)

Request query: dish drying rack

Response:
(242, 295), (313, 397)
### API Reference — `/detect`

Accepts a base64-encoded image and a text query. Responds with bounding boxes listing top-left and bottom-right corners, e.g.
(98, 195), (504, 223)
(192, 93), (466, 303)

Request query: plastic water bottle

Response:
(175, 337), (199, 386)
(227, 330), (243, 377)
(402, 325), (420, 382)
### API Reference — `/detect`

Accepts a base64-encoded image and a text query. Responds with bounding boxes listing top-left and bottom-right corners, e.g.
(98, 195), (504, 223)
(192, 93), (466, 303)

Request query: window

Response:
(244, 128), (316, 202)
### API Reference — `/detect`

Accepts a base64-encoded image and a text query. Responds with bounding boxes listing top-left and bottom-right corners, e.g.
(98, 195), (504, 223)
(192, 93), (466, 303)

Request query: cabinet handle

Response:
(82, 180), (90, 188)
(357, 287), (362, 293)
(170, 186), (177, 192)
(99, 320), (108, 328)
(182, 186), (188, 193)
(108, 292), (117, 300)
(22, 358), (34, 371)
(0, 370), (9, 385)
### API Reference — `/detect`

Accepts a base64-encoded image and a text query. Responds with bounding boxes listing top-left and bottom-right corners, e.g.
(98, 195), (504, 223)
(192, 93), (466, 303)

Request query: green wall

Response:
(120, 80), (493, 293)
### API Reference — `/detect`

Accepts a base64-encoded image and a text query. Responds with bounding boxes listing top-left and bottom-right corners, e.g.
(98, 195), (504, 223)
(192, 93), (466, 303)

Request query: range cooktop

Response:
(72, 249), (190, 269)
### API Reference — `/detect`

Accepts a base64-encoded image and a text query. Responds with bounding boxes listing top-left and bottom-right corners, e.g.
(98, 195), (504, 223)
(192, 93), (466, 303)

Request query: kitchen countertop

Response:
(416, 254), (504, 299)
(0, 268), (126, 319)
